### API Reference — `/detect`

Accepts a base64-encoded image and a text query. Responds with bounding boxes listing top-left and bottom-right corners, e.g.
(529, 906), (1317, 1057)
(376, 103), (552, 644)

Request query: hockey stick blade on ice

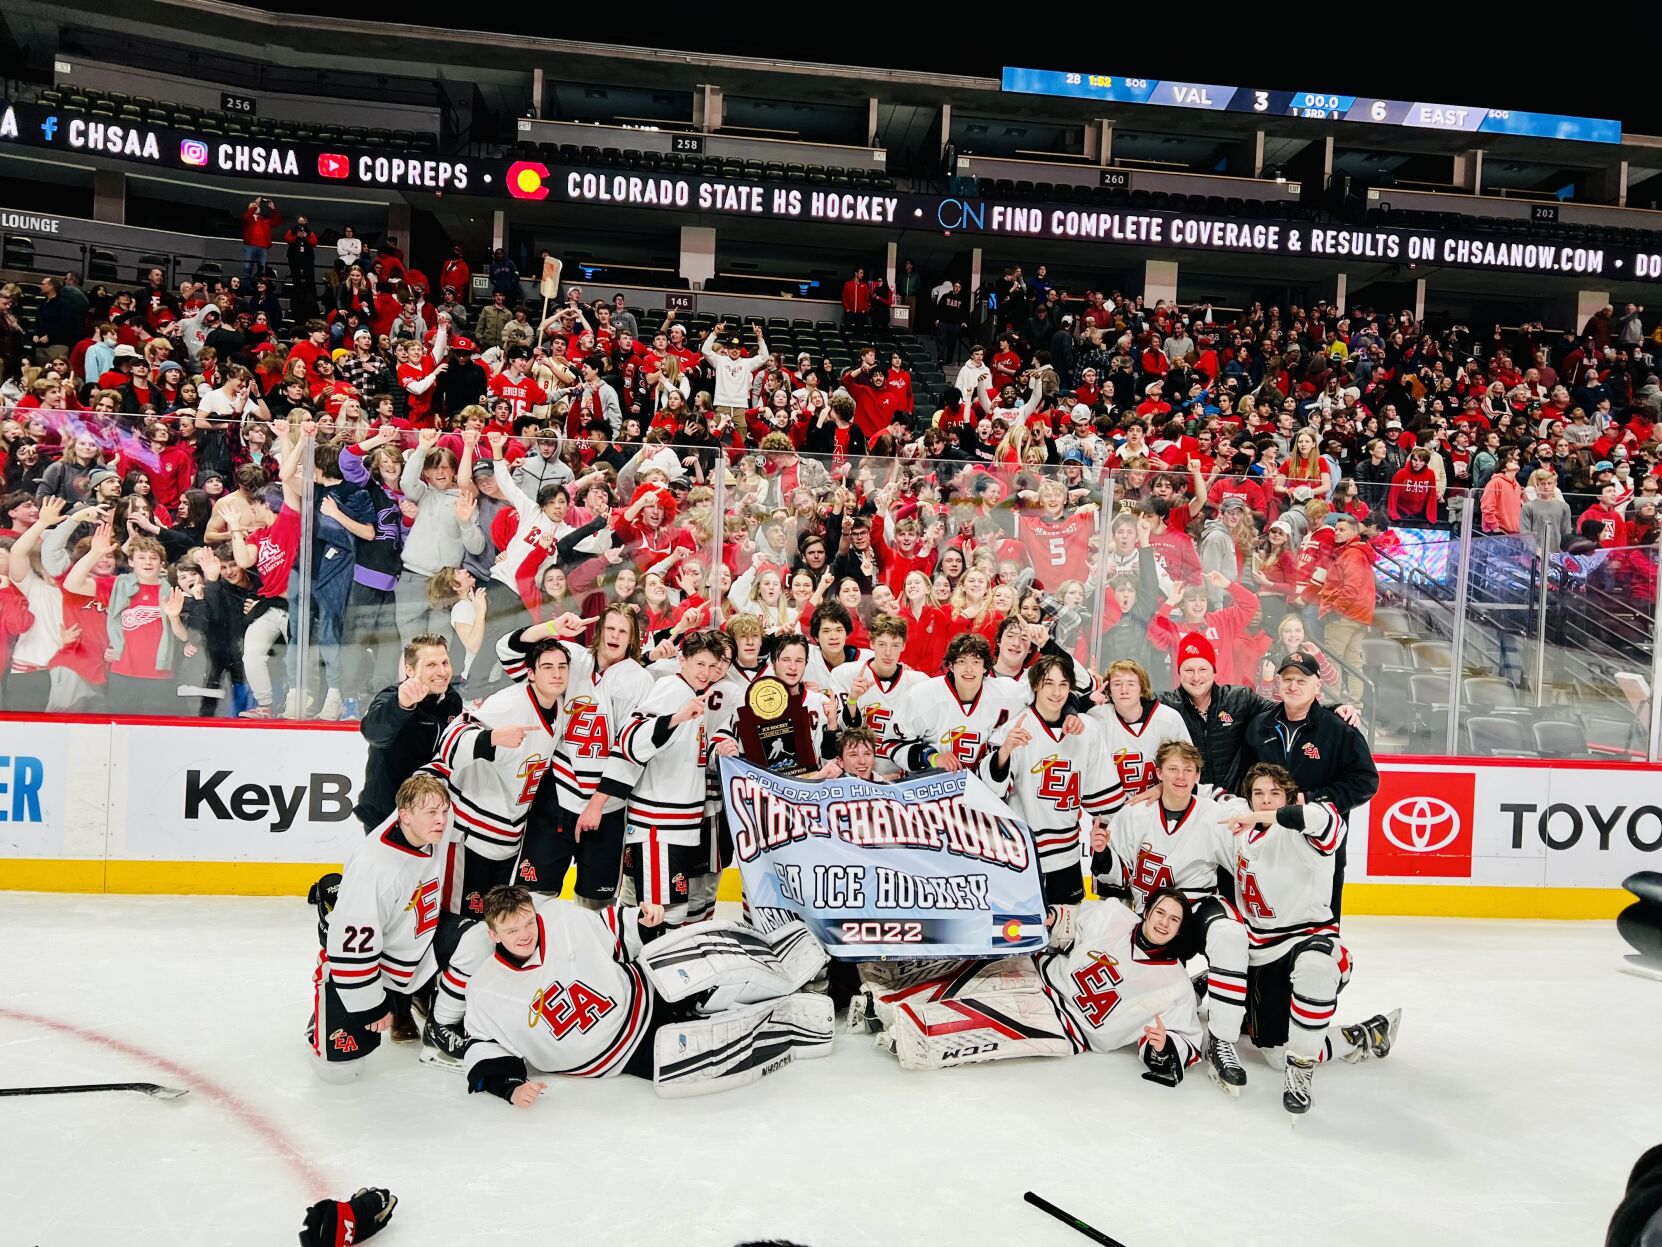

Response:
(0, 1082), (188, 1100)
(1023, 1191), (1129, 1247)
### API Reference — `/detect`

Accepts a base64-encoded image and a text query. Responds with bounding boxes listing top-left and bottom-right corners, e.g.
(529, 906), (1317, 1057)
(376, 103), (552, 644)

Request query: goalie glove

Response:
(1140, 1038), (1184, 1089)
(298, 1187), (397, 1247)
(1044, 905), (1077, 952)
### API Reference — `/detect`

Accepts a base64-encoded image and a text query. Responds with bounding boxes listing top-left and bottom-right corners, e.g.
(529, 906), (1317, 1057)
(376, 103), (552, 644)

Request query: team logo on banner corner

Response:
(1367, 770), (1476, 878)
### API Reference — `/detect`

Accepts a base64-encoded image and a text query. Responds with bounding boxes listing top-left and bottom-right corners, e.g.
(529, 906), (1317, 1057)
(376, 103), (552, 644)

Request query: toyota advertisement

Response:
(1357, 758), (1662, 892)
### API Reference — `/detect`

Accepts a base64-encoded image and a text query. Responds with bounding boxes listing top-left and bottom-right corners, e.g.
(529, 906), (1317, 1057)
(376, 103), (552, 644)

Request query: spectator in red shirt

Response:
(240, 197), (280, 283)
(119, 421), (195, 512)
(64, 528), (188, 716)
(439, 246), (471, 304)
(1387, 447), (1441, 528)
(1579, 483), (1631, 549)
(1148, 572), (1261, 687)
(841, 267), (871, 332)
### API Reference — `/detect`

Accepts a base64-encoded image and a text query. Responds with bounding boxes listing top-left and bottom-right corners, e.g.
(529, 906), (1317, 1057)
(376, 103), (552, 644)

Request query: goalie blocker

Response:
(861, 890), (1203, 1085)
(449, 887), (834, 1104)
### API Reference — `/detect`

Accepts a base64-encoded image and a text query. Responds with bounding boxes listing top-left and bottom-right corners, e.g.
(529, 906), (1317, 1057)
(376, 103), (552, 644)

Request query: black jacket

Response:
(1157, 682), (1279, 795)
(1241, 700), (1379, 816)
(355, 684), (464, 830)
(1241, 699), (1379, 918)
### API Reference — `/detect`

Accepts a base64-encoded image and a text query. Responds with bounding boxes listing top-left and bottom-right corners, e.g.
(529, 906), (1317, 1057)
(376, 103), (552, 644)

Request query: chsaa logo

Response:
(1381, 796), (1461, 853)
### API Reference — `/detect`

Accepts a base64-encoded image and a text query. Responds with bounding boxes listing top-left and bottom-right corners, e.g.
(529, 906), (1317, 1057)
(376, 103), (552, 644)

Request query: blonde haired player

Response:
(308, 775), (451, 1081)
(1091, 739), (1250, 1095)
(1222, 763), (1400, 1114)
(1087, 659), (1192, 796)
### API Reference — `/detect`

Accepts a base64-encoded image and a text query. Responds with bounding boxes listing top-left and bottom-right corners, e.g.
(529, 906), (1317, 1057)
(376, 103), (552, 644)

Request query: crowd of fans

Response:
(0, 219), (1657, 721)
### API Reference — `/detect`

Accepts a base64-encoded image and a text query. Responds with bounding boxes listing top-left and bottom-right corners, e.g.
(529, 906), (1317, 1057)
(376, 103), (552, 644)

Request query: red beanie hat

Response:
(1176, 631), (1217, 671)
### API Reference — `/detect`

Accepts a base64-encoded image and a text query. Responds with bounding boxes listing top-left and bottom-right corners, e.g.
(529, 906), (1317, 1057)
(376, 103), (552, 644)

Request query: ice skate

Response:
(1282, 1054), (1315, 1114)
(1206, 1035), (1246, 1095)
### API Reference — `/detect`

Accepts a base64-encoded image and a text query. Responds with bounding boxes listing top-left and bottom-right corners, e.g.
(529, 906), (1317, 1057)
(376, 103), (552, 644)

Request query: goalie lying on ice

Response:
(856, 889), (1204, 1086)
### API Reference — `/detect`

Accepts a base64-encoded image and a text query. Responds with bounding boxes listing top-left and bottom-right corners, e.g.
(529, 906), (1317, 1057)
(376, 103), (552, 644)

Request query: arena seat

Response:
(1408, 640), (1452, 671)
(1531, 718), (1592, 759)
(1465, 716), (1535, 757)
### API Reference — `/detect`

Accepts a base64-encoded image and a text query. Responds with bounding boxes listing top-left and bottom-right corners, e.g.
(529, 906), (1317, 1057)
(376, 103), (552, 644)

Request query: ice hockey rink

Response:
(2, 894), (1653, 1247)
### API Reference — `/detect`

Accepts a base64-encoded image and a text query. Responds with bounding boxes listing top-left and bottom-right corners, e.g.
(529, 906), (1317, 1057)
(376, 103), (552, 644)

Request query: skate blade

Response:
(418, 1047), (463, 1073)
(1206, 1064), (1242, 1098)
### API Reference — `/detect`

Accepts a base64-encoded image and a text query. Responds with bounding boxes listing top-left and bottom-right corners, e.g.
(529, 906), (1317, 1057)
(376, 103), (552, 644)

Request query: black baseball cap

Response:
(1277, 653), (1321, 678)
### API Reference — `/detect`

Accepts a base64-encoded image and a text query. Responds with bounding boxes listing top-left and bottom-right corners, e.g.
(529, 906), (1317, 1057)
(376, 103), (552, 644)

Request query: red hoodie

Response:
(1387, 464), (1439, 524)
(1579, 502), (1629, 549)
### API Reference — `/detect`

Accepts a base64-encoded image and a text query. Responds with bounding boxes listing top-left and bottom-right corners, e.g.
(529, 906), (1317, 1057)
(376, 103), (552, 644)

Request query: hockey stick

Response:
(0, 1082), (188, 1100)
(1023, 1192), (1129, 1247)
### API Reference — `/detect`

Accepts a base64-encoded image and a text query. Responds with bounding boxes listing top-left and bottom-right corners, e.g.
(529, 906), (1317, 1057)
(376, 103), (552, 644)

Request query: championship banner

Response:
(719, 756), (1049, 959)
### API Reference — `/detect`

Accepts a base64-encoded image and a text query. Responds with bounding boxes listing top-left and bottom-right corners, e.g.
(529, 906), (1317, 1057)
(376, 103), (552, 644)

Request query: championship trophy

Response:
(734, 676), (817, 777)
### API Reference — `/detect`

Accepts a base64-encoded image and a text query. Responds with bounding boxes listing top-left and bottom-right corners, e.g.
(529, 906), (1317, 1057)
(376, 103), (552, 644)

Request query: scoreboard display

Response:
(1000, 68), (1622, 145)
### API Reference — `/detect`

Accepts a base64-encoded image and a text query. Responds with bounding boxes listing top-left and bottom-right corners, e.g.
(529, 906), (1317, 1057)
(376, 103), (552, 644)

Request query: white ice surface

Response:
(0, 895), (1653, 1247)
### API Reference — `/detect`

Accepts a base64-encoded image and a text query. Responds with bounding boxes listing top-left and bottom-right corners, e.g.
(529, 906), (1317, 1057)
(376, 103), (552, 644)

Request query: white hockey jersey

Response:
(324, 816), (444, 1016)
(1226, 800), (1344, 964)
(805, 645), (872, 701)
(831, 660), (928, 775)
(981, 711), (1124, 877)
(1100, 793), (1236, 910)
(426, 682), (562, 861)
(607, 673), (710, 846)
(1087, 700), (1193, 796)
(1037, 900), (1203, 1066)
(549, 650), (655, 817)
(891, 675), (1026, 773)
(462, 898), (654, 1079)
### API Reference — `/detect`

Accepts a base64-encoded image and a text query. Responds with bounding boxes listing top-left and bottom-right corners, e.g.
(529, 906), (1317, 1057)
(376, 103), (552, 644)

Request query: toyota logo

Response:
(1381, 797), (1461, 853)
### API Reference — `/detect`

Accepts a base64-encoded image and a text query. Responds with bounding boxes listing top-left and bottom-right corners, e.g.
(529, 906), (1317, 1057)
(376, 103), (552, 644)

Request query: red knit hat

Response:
(1176, 631), (1217, 671)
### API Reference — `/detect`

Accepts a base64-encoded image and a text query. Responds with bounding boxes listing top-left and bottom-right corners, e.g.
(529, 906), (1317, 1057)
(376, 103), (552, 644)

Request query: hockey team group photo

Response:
(4, 16), (1662, 1247)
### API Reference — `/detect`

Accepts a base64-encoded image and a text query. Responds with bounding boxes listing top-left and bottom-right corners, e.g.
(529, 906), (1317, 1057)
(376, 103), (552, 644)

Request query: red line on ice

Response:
(0, 1003), (329, 1198)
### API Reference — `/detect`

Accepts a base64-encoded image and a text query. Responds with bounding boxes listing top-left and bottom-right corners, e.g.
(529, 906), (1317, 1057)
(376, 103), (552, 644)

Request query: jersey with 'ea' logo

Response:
(893, 675), (1027, 773)
(1220, 797), (1344, 965)
(831, 660), (928, 775)
(981, 711), (1124, 875)
(460, 897), (654, 1079)
(1087, 700), (1193, 796)
(1037, 900), (1203, 1064)
(423, 682), (563, 861)
(324, 812), (445, 1015)
(1100, 792), (1236, 910)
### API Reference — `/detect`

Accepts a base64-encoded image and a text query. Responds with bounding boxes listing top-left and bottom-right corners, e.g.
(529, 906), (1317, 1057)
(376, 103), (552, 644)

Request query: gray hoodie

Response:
(398, 448), (487, 577)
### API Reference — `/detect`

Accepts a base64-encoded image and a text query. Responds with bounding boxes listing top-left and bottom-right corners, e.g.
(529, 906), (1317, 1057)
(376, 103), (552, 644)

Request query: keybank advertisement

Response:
(0, 720), (368, 868)
(0, 719), (1658, 897)
(117, 725), (368, 862)
(5, 99), (1662, 282)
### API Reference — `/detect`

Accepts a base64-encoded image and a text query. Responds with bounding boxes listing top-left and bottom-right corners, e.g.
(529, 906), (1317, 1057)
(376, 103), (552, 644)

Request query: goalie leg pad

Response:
(652, 993), (834, 1098)
(637, 920), (828, 1012)
(859, 957), (1041, 1032)
(887, 989), (1073, 1071)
